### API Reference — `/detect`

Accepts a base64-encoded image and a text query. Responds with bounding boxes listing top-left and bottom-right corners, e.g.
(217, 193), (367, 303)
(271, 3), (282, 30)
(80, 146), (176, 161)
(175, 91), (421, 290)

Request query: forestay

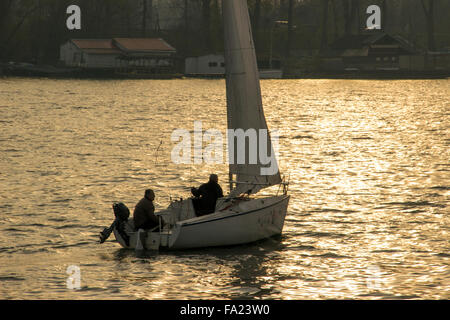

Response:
(223, 0), (281, 196)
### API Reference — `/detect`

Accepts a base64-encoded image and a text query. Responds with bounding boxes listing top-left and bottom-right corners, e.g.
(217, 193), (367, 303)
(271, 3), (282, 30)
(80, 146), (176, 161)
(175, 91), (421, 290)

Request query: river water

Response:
(0, 77), (448, 299)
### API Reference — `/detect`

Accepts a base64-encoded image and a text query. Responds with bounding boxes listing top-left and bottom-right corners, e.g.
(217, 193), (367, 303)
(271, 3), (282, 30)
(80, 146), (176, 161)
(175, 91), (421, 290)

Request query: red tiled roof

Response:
(68, 38), (176, 55)
(72, 39), (114, 49)
(113, 38), (176, 52)
(82, 48), (122, 55)
(71, 39), (121, 54)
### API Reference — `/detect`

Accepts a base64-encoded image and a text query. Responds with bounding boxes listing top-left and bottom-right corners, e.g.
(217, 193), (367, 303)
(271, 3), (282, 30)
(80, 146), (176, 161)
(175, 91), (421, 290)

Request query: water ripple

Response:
(0, 78), (448, 299)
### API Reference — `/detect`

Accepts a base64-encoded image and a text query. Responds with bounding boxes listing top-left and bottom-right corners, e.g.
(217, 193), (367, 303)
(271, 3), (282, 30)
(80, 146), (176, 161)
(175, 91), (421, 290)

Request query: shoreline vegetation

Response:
(1, 1), (449, 82)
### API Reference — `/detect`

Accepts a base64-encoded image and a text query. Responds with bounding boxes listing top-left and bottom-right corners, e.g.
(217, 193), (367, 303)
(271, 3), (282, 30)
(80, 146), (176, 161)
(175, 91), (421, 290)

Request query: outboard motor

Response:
(113, 202), (130, 221)
(99, 202), (130, 246)
(112, 202), (130, 246)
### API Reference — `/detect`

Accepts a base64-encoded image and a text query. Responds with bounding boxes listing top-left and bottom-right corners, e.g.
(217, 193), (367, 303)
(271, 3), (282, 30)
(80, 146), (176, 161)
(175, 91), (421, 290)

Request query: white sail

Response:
(223, 0), (282, 196)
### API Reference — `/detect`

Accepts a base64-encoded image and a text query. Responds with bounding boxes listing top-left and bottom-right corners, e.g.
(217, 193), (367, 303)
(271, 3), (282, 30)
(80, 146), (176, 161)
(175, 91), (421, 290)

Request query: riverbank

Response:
(1, 63), (448, 80)
(0, 63), (183, 79)
(284, 70), (450, 80)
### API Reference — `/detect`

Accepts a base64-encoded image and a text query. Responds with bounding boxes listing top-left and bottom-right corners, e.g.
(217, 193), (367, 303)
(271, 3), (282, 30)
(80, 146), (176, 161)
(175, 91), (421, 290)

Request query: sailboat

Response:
(104, 0), (290, 250)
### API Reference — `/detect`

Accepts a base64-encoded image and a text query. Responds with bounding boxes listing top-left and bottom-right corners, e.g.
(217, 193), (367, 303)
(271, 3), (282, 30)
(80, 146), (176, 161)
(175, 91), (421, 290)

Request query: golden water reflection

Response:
(0, 78), (448, 299)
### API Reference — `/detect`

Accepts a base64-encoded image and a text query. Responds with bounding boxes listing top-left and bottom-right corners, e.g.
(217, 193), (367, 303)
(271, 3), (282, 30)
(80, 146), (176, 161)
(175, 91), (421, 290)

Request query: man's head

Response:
(145, 189), (155, 201)
(209, 174), (218, 184)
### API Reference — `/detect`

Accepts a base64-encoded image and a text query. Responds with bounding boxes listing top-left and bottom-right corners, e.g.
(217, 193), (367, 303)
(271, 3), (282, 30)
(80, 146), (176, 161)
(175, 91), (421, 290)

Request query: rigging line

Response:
(154, 139), (163, 166)
(152, 138), (172, 202)
(186, 99), (194, 199)
(189, 102), (193, 191)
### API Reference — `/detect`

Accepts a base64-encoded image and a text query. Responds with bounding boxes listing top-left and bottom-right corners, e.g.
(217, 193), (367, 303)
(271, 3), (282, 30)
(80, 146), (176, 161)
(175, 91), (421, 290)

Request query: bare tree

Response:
(342, 0), (358, 35)
(331, 0), (339, 40)
(320, 0), (329, 53)
(382, 0), (388, 32)
(252, 0), (262, 51)
(184, 0), (189, 53)
(0, 0), (15, 31)
(141, 0), (154, 37)
(0, 0), (15, 55)
(202, 0), (212, 52)
(421, 0), (436, 51)
(142, 0), (147, 36)
(3, 3), (39, 56)
(286, 0), (294, 58)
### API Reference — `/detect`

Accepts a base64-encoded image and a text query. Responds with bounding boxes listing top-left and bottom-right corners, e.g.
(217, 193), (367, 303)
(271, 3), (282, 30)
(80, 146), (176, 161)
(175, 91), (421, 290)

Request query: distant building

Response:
(114, 38), (177, 73)
(185, 54), (225, 77)
(400, 51), (450, 71)
(185, 54), (283, 78)
(60, 38), (176, 73)
(60, 39), (121, 68)
(324, 32), (417, 71)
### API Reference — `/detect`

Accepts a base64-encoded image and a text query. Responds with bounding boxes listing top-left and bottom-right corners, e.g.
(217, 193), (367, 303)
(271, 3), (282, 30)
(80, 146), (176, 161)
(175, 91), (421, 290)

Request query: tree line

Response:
(0, 0), (448, 65)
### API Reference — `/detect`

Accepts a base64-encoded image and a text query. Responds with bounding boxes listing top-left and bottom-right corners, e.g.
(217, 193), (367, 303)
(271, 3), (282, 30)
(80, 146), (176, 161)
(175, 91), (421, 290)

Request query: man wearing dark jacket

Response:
(133, 189), (160, 231)
(191, 174), (224, 216)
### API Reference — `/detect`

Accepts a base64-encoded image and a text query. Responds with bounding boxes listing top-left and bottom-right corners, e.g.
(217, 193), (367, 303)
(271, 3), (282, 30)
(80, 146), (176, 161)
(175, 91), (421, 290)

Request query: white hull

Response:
(113, 195), (289, 250)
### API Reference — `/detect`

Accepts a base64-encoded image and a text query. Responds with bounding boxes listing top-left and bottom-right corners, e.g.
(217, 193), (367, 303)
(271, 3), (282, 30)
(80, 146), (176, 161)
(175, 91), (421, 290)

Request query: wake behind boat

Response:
(100, 0), (290, 251)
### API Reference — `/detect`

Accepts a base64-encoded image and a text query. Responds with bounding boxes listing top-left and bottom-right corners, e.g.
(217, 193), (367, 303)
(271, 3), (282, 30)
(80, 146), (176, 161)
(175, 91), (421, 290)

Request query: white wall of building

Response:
(60, 41), (118, 68)
(185, 54), (225, 75)
(60, 41), (80, 67)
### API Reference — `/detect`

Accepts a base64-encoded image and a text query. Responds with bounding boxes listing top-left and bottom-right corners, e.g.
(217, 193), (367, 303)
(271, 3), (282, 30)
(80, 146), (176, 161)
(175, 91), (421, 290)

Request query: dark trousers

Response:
(192, 198), (215, 216)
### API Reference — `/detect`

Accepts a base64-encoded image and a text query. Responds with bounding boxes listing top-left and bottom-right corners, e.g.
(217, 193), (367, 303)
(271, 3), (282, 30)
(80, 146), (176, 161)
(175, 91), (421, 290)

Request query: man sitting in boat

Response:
(133, 189), (162, 231)
(191, 174), (224, 216)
